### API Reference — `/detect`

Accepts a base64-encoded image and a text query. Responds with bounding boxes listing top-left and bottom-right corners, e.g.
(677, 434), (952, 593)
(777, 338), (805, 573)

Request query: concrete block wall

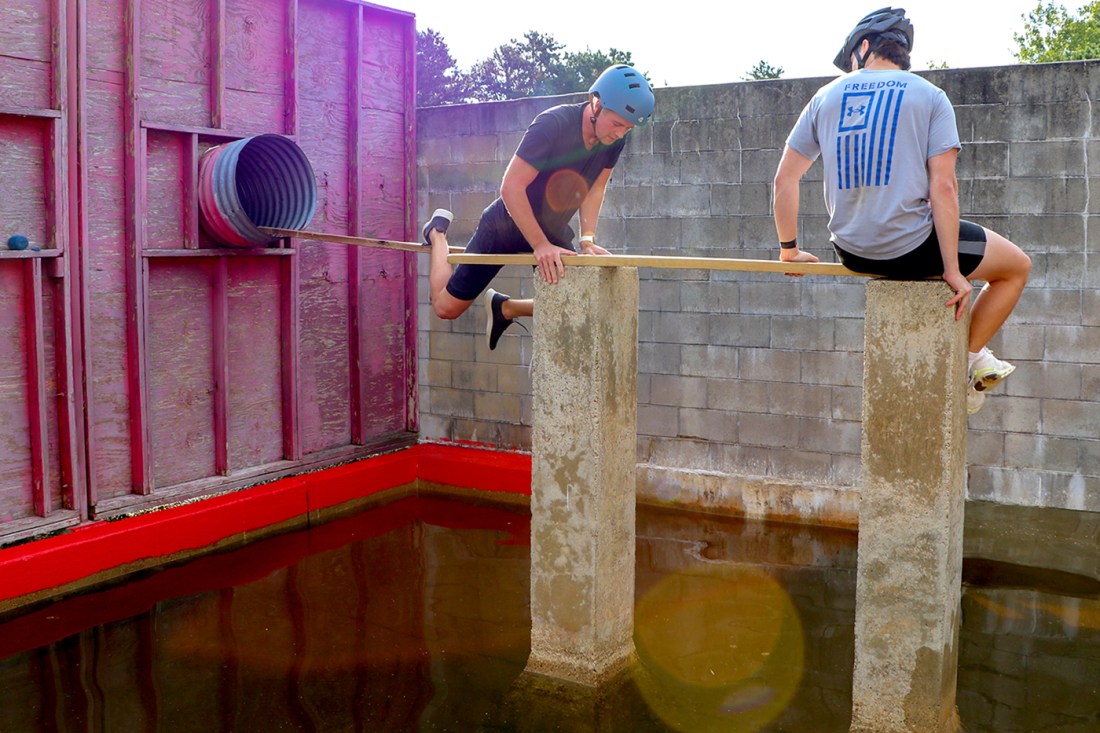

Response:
(417, 61), (1100, 514)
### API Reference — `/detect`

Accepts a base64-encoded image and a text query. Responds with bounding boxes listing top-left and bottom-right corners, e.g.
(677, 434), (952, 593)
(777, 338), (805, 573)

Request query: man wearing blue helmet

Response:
(422, 64), (655, 350)
(773, 7), (1031, 414)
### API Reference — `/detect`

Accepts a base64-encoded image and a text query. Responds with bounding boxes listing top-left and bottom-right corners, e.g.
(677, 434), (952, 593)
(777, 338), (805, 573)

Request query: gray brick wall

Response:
(417, 61), (1100, 513)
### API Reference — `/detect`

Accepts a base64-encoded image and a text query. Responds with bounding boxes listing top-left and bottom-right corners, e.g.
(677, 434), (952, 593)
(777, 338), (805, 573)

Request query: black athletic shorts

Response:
(445, 204), (575, 302)
(833, 220), (987, 279)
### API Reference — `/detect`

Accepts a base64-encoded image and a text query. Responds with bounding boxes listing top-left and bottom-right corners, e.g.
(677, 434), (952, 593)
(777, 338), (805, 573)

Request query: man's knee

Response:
(431, 295), (470, 320)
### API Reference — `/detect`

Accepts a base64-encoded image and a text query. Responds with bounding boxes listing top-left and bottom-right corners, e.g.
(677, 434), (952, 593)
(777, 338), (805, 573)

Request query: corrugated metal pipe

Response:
(198, 134), (317, 247)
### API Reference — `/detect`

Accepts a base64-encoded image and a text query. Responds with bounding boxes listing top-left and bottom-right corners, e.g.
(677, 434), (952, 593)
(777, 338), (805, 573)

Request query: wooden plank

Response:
(228, 260), (283, 468)
(401, 13), (417, 433)
(84, 77), (131, 503)
(124, 0), (152, 494)
(69, 0), (91, 515)
(213, 258), (229, 475)
(280, 254), (300, 460)
(0, 59), (52, 112)
(0, 107), (62, 119)
(283, 0), (298, 136)
(0, 119), (49, 251)
(24, 259), (49, 516)
(209, 0), (224, 128)
(183, 134), (199, 249)
(0, 265), (33, 521)
(0, 0), (52, 62)
(144, 130), (185, 249)
(260, 227), (459, 253)
(446, 252), (871, 277)
(146, 262), (216, 487)
(348, 5), (363, 445)
(144, 248), (295, 258)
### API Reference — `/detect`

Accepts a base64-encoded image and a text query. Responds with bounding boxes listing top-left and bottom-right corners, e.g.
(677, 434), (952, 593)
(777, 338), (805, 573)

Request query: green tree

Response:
(742, 60), (784, 80)
(1014, 1), (1100, 62)
(465, 31), (572, 101)
(416, 29), (466, 106)
(560, 47), (635, 91)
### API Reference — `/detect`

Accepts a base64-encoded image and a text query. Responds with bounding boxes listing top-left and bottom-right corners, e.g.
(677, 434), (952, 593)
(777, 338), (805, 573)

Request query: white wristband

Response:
(579, 235), (595, 245)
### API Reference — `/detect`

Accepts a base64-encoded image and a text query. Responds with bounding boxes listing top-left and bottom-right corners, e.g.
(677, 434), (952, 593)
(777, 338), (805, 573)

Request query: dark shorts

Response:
(445, 205), (575, 302)
(833, 220), (987, 279)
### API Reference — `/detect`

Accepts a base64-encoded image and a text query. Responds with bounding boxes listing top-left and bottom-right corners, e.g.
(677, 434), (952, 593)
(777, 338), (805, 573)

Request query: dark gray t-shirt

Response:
(786, 69), (961, 259)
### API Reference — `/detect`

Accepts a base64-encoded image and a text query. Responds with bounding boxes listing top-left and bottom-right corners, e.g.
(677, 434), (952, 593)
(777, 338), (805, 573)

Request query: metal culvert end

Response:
(198, 134), (318, 247)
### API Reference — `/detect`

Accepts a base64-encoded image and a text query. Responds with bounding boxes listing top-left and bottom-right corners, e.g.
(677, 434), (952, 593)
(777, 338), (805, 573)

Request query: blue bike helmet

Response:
(833, 7), (914, 72)
(589, 65), (655, 126)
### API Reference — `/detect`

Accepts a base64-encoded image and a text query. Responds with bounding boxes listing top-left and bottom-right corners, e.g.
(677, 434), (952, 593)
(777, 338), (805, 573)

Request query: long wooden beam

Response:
(260, 227), (869, 276)
(260, 227), (464, 254)
(447, 252), (870, 277)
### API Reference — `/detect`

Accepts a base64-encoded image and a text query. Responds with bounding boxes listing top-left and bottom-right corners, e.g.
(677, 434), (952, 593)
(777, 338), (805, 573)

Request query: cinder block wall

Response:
(416, 61), (1100, 514)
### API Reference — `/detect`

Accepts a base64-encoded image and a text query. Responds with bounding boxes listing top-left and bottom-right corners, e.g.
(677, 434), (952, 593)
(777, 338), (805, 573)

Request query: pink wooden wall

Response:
(0, 0), (418, 544)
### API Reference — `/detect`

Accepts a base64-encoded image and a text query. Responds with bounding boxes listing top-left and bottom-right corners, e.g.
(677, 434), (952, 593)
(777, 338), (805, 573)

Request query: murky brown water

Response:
(0, 495), (1095, 732)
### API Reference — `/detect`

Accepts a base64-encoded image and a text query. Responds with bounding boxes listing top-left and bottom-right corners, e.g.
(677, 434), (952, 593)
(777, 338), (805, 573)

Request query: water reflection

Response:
(0, 497), (1095, 732)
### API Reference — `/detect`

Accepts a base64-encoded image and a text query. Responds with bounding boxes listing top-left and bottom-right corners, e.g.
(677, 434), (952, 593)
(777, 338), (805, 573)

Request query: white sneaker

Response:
(967, 379), (986, 415)
(970, 347), (1015, 392)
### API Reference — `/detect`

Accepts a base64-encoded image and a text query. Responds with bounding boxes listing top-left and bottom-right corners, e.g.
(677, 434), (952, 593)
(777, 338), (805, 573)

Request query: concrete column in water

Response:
(527, 266), (639, 687)
(851, 279), (969, 733)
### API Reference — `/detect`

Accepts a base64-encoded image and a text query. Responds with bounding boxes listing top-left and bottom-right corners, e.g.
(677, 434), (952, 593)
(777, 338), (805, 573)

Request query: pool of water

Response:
(0, 495), (1096, 732)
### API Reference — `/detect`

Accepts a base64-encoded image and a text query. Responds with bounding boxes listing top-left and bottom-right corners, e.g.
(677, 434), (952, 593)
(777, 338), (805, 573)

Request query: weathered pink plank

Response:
(282, 0), (298, 136)
(359, 10), (406, 113)
(84, 0), (124, 74)
(0, 264), (33, 521)
(228, 261), (283, 468)
(124, 2), (152, 494)
(280, 254), (300, 460)
(348, 5), (364, 444)
(23, 260), (49, 516)
(84, 77), (134, 503)
(146, 262), (217, 486)
(145, 130), (186, 249)
(0, 0), (52, 63)
(0, 118), (49, 248)
(209, 0), (224, 128)
(298, 0), (351, 107)
(224, 0), (285, 94)
(140, 0), (209, 84)
(212, 258), (229, 474)
(183, 134), (199, 248)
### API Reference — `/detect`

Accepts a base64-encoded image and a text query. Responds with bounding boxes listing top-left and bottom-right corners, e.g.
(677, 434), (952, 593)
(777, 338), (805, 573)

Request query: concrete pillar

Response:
(851, 280), (969, 733)
(526, 266), (639, 687)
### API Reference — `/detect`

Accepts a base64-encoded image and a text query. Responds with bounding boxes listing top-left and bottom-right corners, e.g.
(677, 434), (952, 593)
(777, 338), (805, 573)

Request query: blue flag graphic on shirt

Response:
(836, 88), (905, 189)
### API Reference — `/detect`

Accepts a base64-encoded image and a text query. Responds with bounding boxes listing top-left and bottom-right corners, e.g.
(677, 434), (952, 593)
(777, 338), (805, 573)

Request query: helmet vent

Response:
(625, 105), (636, 113)
(628, 83), (641, 89)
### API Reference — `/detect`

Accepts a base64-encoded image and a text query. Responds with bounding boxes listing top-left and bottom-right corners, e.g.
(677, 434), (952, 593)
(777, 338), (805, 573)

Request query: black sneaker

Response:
(485, 288), (514, 351)
(422, 209), (453, 245)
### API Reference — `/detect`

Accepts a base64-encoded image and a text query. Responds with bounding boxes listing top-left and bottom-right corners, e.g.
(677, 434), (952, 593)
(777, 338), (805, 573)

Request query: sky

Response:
(380, 0), (1045, 87)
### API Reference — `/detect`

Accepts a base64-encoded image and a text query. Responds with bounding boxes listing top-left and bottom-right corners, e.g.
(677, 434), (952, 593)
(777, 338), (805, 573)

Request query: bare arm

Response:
(928, 148), (970, 320)
(577, 167), (614, 255)
(773, 145), (820, 271)
(500, 154), (571, 284)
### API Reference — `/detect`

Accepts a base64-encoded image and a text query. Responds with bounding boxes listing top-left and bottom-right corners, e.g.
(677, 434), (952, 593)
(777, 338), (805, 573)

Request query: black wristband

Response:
(780, 238), (798, 250)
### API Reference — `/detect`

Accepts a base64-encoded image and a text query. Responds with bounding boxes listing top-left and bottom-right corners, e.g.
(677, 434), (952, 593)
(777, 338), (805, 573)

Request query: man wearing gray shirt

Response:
(773, 7), (1031, 414)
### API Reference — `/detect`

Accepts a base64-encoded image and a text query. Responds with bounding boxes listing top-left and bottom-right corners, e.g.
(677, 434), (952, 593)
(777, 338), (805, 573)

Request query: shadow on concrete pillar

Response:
(526, 266), (640, 687)
(851, 279), (969, 733)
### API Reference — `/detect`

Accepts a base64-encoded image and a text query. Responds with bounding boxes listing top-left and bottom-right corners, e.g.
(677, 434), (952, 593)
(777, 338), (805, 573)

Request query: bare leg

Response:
(501, 298), (533, 319)
(427, 228), (474, 320)
(966, 229), (1031, 352)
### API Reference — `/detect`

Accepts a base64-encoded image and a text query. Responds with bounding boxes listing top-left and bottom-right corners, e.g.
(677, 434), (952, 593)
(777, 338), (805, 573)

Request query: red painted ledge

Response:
(0, 443), (532, 606)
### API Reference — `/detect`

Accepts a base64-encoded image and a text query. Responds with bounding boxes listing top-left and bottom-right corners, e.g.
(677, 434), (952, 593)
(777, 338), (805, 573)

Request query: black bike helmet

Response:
(833, 7), (914, 72)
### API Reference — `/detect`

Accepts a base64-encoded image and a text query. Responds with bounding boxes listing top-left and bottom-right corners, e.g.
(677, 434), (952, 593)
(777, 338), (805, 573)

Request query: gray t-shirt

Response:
(786, 69), (960, 259)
